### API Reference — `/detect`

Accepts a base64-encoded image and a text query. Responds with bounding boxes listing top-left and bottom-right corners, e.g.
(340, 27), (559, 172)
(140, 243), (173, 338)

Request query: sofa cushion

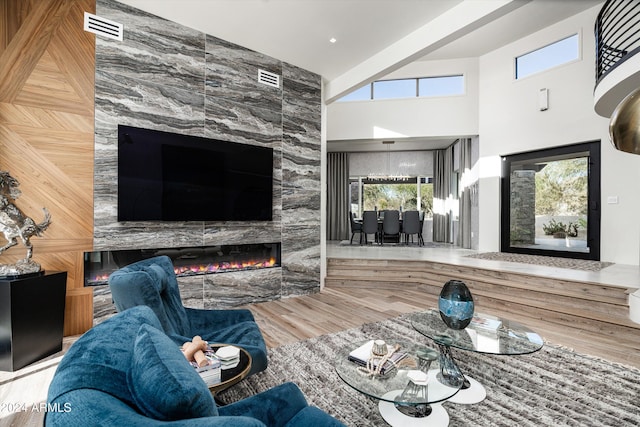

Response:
(46, 306), (163, 410)
(127, 323), (217, 421)
(143, 264), (169, 293)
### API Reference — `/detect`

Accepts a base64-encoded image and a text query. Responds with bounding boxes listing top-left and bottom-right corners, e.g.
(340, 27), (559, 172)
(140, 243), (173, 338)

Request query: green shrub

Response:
(542, 219), (566, 235)
(542, 219), (579, 237)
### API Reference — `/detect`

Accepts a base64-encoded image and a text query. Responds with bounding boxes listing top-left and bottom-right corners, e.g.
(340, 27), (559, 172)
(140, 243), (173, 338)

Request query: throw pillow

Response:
(127, 323), (217, 421)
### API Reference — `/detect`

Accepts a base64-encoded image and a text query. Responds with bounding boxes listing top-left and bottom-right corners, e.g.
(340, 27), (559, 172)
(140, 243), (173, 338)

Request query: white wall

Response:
(478, 5), (640, 264)
(325, 4), (640, 265)
(327, 58), (479, 141)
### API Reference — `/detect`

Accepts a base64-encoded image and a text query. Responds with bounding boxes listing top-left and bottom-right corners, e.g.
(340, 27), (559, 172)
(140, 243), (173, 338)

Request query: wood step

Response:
(327, 258), (630, 305)
(326, 256), (640, 363)
(327, 273), (638, 330)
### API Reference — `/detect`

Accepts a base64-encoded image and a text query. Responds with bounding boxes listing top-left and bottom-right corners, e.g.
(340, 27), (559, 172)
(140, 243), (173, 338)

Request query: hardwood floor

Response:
(247, 284), (640, 369)
(2, 280), (639, 426)
(245, 286), (434, 349)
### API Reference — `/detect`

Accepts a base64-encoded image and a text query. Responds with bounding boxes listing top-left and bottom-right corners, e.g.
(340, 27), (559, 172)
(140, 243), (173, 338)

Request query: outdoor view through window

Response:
(509, 156), (588, 254)
(350, 178), (433, 219)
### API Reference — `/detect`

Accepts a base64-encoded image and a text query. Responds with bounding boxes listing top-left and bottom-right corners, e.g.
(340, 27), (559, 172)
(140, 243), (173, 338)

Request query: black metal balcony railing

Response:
(595, 0), (640, 85)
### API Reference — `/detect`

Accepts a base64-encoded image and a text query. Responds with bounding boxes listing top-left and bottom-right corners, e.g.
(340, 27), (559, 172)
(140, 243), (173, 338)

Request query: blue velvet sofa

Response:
(108, 255), (267, 376)
(46, 305), (345, 426)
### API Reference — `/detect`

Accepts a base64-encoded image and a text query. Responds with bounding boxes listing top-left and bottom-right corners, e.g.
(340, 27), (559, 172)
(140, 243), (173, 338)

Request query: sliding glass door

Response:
(500, 141), (600, 260)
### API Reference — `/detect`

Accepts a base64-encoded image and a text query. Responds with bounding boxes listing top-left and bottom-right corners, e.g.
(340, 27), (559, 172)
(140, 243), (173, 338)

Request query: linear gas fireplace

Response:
(84, 243), (281, 287)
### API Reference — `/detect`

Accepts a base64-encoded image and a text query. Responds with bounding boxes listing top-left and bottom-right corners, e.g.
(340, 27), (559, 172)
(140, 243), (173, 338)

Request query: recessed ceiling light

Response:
(329, 37), (337, 43)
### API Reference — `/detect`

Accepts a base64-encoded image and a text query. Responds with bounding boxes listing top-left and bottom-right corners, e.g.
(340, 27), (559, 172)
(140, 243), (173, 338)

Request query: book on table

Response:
(348, 340), (408, 374)
(182, 346), (222, 386)
(470, 314), (502, 331)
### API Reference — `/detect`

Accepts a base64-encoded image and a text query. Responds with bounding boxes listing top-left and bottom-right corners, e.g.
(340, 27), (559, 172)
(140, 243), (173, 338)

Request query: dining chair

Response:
(418, 211), (425, 245)
(381, 210), (401, 245)
(362, 211), (379, 245)
(402, 210), (421, 245)
(349, 211), (363, 244)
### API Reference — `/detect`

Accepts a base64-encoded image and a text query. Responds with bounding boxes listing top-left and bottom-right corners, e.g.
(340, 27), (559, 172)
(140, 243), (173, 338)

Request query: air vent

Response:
(84, 12), (123, 41)
(258, 69), (280, 88)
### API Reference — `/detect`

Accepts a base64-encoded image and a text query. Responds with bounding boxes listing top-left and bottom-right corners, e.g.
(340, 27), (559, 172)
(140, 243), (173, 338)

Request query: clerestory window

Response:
(337, 75), (464, 102)
(515, 34), (580, 79)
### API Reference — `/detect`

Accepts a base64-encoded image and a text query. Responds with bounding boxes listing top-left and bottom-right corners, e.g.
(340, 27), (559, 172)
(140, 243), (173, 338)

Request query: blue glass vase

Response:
(438, 280), (474, 330)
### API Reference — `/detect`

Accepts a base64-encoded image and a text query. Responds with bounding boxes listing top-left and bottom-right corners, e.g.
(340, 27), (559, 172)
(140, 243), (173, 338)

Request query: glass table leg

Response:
(434, 341), (487, 404)
(379, 393), (449, 427)
(435, 341), (468, 389)
(377, 369), (458, 427)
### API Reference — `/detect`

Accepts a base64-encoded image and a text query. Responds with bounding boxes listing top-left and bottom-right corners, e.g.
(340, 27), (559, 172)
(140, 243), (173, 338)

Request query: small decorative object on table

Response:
(372, 339), (387, 356)
(438, 279), (474, 330)
(348, 339), (411, 376)
(181, 336), (222, 386)
(470, 314), (502, 332)
(416, 347), (438, 374)
(216, 345), (241, 369)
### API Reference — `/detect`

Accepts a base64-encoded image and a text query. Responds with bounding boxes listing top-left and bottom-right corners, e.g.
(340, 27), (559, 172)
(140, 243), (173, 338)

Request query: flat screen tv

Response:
(117, 125), (273, 221)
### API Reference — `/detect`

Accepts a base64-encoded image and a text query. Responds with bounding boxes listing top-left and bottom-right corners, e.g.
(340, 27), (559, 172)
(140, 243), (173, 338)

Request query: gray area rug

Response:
(218, 314), (640, 426)
(466, 252), (614, 272)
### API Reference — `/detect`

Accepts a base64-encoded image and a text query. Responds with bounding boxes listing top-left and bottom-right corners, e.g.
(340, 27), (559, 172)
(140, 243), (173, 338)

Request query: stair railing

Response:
(595, 0), (640, 86)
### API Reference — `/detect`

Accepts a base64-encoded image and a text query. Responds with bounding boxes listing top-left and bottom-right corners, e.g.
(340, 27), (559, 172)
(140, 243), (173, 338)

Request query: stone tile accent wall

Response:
(92, 0), (321, 320)
(510, 170), (536, 245)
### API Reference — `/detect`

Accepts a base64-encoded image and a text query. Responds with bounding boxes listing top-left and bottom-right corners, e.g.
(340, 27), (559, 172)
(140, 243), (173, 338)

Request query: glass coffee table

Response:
(335, 339), (462, 427)
(411, 310), (544, 404)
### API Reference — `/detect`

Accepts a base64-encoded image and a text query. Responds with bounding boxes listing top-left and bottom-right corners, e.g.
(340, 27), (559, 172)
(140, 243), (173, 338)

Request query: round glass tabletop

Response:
(411, 310), (544, 355)
(335, 339), (462, 406)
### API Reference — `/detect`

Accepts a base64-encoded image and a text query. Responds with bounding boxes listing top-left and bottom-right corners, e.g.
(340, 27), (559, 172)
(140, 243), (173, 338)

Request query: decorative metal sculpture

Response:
(609, 86), (640, 155)
(0, 171), (51, 277)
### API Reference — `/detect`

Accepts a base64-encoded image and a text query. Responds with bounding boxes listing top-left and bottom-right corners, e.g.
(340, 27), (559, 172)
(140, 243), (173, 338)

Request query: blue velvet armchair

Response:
(46, 306), (345, 426)
(108, 255), (267, 376)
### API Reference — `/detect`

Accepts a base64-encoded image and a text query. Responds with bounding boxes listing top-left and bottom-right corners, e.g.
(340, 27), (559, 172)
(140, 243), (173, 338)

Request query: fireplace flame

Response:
(174, 256), (278, 276)
(86, 257), (278, 286)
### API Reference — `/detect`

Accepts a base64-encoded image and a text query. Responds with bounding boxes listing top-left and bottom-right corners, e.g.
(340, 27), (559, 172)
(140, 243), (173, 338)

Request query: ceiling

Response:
(116, 0), (603, 152)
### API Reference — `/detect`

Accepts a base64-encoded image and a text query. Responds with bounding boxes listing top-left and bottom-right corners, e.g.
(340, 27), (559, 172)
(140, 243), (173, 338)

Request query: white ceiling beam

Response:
(324, 0), (529, 104)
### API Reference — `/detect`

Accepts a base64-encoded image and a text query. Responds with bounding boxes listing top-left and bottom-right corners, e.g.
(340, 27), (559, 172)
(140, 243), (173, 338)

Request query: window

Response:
(339, 84), (371, 102)
(515, 34), (579, 79)
(373, 79), (416, 99)
(349, 177), (433, 219)
(419, 75), (464, 97)
(337, 75), (465, 102)
(500, 141), (601, 260)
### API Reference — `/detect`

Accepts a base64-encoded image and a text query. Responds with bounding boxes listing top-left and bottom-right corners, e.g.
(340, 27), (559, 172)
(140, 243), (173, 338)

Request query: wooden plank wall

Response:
(0, 0), (95, 335)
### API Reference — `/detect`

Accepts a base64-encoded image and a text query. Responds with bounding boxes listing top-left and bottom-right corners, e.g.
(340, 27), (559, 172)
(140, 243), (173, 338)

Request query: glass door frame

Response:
(500, 141), (601, 261)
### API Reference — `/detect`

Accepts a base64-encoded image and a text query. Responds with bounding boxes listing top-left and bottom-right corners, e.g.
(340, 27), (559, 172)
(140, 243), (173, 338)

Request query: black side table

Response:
(0, 271), (67, 371)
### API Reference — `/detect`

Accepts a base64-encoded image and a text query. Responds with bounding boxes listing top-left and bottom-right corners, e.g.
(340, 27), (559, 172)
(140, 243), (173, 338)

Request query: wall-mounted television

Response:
(117, 125), (273, 222)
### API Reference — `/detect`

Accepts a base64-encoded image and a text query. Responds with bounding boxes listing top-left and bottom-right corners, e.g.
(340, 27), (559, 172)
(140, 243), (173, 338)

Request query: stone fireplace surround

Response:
(91, 243), (284, 325)
(92, 0), (322, 323)
(85, 243), (282, 286)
